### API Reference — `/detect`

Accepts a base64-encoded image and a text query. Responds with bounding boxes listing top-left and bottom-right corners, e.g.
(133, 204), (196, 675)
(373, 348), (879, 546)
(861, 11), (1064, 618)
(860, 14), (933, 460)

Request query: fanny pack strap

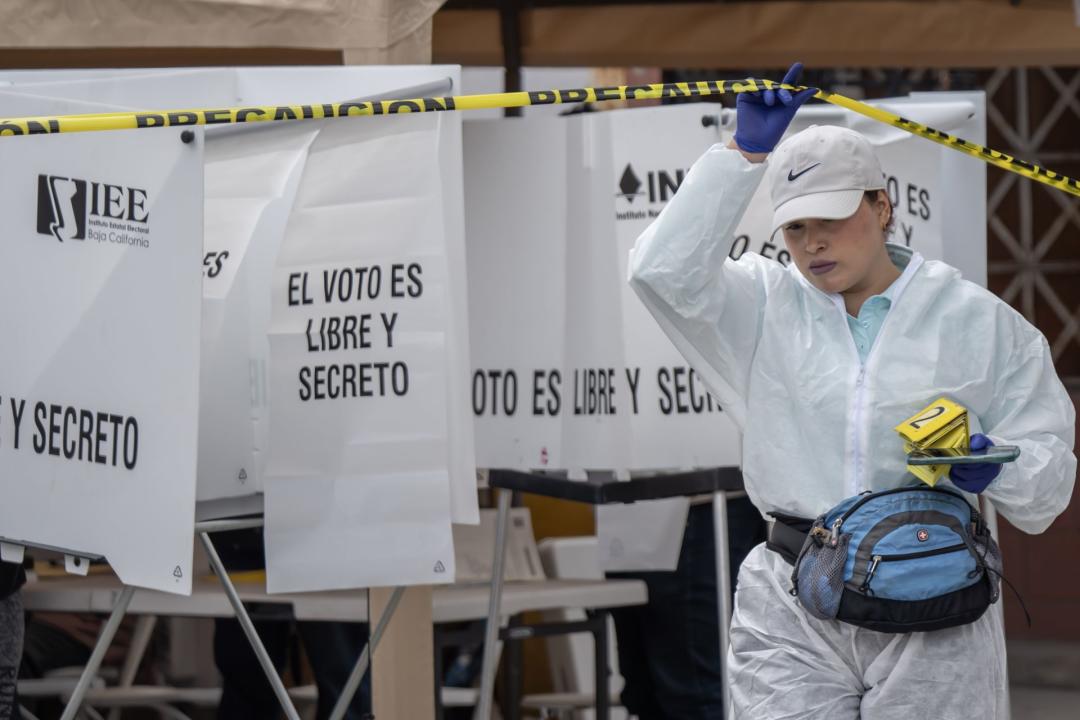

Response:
(766, 514), (813, 566)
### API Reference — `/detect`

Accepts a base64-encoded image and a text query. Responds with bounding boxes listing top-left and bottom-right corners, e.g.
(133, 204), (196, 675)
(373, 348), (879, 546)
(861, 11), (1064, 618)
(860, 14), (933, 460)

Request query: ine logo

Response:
(617, 164), (645, 203)
(616, 164), (687, 205)
(615, 163), (688, 221)
(36, 174), (151, 248)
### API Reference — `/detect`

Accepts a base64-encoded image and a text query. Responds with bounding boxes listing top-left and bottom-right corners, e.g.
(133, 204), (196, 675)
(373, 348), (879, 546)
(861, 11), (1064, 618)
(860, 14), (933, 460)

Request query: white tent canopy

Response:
(0, 0), (444, 64)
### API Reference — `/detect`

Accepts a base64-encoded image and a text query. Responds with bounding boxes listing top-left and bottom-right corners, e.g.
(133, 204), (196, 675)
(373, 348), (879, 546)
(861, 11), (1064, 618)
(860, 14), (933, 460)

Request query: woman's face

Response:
(781, 193), (890, 295)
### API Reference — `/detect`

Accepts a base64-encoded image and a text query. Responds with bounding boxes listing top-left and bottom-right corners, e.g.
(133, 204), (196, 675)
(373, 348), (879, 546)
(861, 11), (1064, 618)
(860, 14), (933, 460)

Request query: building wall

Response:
(1000, 392), (1080, 640)
(983, 68), (1080, 643)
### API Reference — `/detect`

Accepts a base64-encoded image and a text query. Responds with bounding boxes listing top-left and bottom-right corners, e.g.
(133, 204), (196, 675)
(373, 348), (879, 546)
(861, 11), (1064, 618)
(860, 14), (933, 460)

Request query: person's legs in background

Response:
(297, 621), (372, 720)
(20, 611), (134, 719)
(213, 614), (291, 720)
(210, 527), (292, 720)
(209, 528), (372, 719)
(608, 599), (666, 719)
(609, 496), (766, 720)
(214, 615), (373, 720)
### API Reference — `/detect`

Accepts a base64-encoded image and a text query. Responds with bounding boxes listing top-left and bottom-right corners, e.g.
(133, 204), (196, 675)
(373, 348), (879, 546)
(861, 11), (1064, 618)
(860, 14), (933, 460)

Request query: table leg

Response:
(473, 488), (512, 720)
(433, 628), (445, 720)
(502, 616), (522, 720)
(592, 610), (610, 720)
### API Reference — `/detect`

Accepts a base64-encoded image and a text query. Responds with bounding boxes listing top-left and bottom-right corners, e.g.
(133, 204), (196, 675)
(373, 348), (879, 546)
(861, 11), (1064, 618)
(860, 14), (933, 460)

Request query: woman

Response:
(628, 63), (1075, 719)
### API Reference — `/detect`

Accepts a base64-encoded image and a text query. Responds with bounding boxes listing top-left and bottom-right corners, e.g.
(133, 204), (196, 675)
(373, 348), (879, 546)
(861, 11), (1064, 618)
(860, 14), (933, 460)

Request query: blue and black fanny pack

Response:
(789, 485), (1002, 633)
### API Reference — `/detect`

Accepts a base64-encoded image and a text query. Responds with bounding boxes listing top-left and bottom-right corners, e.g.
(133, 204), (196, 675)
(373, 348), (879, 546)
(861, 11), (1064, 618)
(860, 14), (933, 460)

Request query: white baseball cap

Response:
(768, 125), (885, 237)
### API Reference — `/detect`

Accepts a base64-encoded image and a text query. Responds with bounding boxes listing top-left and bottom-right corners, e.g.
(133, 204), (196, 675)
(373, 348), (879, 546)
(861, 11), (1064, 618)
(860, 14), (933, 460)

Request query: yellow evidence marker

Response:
(896, 398), (970, 486)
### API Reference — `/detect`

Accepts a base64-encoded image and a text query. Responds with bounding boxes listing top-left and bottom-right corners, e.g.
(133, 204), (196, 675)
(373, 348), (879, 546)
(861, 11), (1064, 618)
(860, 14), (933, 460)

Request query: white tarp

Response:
(0, 0), (443, 58)
(198, 122), (318, 502)
(0, 126), (202, 594)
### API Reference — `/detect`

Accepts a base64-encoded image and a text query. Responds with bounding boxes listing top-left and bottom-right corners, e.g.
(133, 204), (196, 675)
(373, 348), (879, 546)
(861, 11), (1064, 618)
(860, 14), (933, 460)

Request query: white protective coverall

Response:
(628, 144), (1076, 719)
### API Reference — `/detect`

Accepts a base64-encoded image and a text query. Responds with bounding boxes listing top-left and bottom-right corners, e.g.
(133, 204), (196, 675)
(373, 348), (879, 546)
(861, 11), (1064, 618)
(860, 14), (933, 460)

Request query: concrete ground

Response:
(1011, 686), (1080, 719)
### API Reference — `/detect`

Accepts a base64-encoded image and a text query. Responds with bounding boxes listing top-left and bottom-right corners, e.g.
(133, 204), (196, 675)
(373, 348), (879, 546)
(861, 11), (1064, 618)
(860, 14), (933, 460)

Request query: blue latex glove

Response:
(949, 433), (1002, 494)
(734, 62), (819, 154)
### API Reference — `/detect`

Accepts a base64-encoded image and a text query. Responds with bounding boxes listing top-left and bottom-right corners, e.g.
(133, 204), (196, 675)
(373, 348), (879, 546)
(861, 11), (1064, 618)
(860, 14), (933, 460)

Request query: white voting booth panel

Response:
(464, 118), (569, 471)
(465, 93), (987, 570)
(0, 66), (478, 594)
(264, 110), (460, 592)
(465, 114), (740, 475)
(0, 127), (202, 594)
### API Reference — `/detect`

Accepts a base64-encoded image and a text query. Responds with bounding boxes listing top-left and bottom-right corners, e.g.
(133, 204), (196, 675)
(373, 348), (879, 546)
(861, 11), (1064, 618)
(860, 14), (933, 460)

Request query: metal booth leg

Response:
(473, 488), (513, 720)
(327, 586), (405, 720)
(199, 531), (302, 720)
(713, 491), (732, 715)
(983, 501), (1011, 717)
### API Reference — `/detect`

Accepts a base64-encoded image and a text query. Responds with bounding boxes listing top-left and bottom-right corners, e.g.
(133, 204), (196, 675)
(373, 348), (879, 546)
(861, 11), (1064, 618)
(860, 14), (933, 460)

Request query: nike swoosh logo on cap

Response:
(787, 163), (821, 181)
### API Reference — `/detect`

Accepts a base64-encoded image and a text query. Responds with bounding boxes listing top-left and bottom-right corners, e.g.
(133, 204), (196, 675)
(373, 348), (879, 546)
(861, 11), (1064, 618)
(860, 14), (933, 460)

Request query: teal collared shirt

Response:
(812, 244), (914, 363)
(847, 292), (893, 363)
(846, 245), (915, 362)
(846, 249), (909, 362)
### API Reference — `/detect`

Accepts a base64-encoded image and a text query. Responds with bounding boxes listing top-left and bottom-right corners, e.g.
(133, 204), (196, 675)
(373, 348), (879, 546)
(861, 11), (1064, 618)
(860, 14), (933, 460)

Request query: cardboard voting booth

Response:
(0, 66), (477, 595)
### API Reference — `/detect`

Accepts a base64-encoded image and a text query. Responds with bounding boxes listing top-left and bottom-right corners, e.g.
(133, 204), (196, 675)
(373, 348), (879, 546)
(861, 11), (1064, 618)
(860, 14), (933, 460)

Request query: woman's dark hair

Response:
(865, 189), (895, 237)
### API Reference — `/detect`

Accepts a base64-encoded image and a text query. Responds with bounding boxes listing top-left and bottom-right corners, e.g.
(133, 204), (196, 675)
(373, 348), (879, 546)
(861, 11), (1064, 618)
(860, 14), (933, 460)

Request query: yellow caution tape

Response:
(1, 78), (1077, 198)
(812, 87), (1080, 198)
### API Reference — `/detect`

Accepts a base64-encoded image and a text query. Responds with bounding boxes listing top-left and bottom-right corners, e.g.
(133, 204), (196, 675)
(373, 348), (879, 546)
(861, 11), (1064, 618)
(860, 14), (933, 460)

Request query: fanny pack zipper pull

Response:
(861, 555), (882, 592)
(829, 517), (843, 547)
